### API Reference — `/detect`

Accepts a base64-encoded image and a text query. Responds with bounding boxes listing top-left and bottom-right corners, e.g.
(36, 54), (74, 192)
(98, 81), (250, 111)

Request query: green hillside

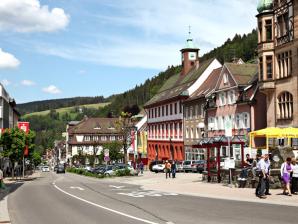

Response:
(24, 103), (110, 118)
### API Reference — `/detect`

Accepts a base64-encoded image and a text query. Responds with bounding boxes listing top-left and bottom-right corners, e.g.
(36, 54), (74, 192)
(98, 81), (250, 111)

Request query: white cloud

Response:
(0, 0), (69, 32)
(42, 85), (61, 94)
(78, 70), (86, 75)
(33, 0), (258, 69)
(1, 79), (11, 86)
(0, 48), (20, 69)
(21, 80), (36, 86)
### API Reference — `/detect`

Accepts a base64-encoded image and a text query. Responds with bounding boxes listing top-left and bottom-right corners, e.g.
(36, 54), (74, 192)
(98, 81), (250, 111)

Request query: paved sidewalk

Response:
(0, 171), (41, 223)
(109, 171), (298, 207)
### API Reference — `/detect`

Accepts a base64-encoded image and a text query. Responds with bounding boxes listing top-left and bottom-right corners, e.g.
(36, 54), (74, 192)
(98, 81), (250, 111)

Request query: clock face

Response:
(188, 52), (196, 60)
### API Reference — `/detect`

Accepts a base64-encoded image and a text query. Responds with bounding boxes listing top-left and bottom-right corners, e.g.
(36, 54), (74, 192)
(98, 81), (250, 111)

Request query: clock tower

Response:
(180, 30), (200, 76)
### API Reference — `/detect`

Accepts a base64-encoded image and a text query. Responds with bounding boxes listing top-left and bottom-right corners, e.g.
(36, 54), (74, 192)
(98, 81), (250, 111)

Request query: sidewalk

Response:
(111, 171), (298, 207)
(0, 171), (41, 223)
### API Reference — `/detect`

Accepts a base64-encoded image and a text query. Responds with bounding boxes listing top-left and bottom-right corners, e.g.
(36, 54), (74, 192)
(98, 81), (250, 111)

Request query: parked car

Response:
(176, 161), (184, 172)
(183, 160), (194, 173)
(54, 165), (58, 172)
(152, 163), (165, 173)
(42, 166), (50, 172)
(56, 164), (65, 174)
(105, 164), (138, 176)
(191, 160), (207, 173)
(149, 160), (163, 172)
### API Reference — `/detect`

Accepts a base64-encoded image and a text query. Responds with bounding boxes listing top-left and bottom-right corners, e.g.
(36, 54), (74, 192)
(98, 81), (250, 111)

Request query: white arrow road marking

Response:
(109, 185), (125, 189)
(53, 182), (159, 224)
(118, 191), (179, 198)
(70, 186), (84, 191)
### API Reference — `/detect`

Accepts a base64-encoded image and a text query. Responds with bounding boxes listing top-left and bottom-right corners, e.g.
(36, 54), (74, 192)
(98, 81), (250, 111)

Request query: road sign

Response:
(104, 149), (109, 157)
(17, 122), (30, 134)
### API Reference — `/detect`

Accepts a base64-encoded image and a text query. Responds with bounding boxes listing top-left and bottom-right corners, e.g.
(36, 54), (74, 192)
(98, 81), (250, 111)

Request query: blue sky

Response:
(0, 0), (258, 104)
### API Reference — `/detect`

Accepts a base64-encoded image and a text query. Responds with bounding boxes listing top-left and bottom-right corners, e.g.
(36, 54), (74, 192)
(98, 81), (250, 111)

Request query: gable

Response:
(215, 66), (237, 91)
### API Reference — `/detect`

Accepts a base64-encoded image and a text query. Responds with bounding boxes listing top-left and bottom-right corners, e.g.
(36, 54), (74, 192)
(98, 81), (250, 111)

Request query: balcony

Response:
(257, 42), (274, 52)
(259, 80), (275, 92)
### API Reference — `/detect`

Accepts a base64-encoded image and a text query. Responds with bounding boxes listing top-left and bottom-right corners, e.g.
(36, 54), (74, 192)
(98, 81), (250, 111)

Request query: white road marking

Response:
(53, 182), (160, 224)
(118, 191), (178, 198)
(109, 185), (125, 189)
(70, 186), (84, 191)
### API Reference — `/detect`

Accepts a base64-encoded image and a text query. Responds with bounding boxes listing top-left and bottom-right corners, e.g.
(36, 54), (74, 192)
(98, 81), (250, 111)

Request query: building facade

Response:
(257, 0), (298, 127)
(144, 34), (221, 163)
(67, 117), (123, 158)
(183, 67), (222, 161)
(206, 63), (267, 159)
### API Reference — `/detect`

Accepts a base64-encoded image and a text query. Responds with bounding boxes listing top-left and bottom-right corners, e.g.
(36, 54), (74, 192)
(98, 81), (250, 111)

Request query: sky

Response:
(0, 0), (258, 104)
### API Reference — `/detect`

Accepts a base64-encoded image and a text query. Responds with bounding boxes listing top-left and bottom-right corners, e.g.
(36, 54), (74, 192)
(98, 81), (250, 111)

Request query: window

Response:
(208, 117), (215, 130)
(170, 104), (173, 115)
(259, 57), (263, 80)
(166, 104), (168, 116)
(101, 136), (107, 141)
(84, 136), (90, 141)
(185, 107), (189, 119)
(277, 51), (292, 78)
(155, 108), (157, 118)
(196, 127), (199, 139)
(162, 106), (164, 116)
(228, 90), (235, 104)
(190, 106), (193, 119)
(278, 92), (293, 119)
(201, 104), (204, 118)
(174, 103), (177, 114)
(110, 136), (116, 141)
(214, 117), (218, 130)
(186, 128), (189, 139)
(258, 21), (262, 43)
(190, 128), (194, 139)
(158, 107), (161, 117)
(242, 113), (250, 129)
(266, 56), (273, 79)
(265, 19), (272, 41)
(179, 102), (182, 113)
(219, 92), (226, 106)
(223, 73), (228, 84)
(235, 114), (242, 129)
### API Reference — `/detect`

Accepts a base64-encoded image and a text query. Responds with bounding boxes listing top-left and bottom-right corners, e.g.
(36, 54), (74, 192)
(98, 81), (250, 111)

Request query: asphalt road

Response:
(8, 172), (298, 224)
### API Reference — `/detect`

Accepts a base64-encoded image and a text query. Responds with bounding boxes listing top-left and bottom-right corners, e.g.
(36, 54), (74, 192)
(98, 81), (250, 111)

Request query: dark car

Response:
(56, 164), (65, 174)
(191, 160), (207, 173)
(54, 165), (58, 172)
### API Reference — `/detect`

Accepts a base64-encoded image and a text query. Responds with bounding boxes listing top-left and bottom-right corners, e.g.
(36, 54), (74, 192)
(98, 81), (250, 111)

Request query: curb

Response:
(0, 189), (11, 223)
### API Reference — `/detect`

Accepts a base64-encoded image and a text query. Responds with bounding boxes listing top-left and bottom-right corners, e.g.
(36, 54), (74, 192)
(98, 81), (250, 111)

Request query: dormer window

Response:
(223, 73), (228, 84)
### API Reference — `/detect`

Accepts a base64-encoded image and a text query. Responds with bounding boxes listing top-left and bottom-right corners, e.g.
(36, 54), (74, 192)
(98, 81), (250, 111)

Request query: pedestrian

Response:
(240, 154), (254, 179)
(0, 168), (4, 189)
(165, 160), (171, 179)
(291, 158), (298, 195)
(280, 157), (293, 196)
(139, 161), (144, 175)
(255, 154), (270, 199)
(171, 161), (177, 178)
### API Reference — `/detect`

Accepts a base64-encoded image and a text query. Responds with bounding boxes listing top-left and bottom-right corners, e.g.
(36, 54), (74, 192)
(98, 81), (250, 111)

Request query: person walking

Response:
(139, 161), (144, 175)
(171, 161), (177, 178)
(280, 157), (293, 196)
(0, 168), (4, 190)
(291, 158), (298, 195)
(256, 154), (270, 199)
(165, 160), (171, 179)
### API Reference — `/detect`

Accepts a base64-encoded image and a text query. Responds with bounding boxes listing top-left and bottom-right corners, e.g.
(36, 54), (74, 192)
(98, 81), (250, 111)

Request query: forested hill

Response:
(18, 29), (257, 116)
(201, 29), (257, 63)
(17, 96), (106, 115)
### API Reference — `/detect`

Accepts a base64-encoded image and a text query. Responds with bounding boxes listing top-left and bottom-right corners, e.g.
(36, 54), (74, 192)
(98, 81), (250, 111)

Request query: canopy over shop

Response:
(192, 135), (246, 183)
(249, 127), (298, 150)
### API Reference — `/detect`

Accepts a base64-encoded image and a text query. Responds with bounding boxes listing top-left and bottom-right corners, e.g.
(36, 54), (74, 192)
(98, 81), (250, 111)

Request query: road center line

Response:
(53, 182), (160, 224)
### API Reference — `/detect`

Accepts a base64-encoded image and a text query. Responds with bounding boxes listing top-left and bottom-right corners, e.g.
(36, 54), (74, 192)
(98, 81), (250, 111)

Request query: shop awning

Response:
(249, 127), (298, 149)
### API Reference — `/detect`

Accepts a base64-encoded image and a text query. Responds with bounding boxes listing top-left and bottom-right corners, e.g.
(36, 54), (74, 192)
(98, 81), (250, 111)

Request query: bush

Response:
(66, 167), (104, 179)
(115, 168), (131, 177)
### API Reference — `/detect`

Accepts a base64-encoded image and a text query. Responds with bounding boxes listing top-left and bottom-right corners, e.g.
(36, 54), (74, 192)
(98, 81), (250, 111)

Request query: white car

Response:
(42, 166), (50, 172)
(152, 164), (165, 173)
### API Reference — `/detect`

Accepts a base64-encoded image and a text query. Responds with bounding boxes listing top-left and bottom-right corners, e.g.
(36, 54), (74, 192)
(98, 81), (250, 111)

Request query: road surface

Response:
(8, 172), (297, 224)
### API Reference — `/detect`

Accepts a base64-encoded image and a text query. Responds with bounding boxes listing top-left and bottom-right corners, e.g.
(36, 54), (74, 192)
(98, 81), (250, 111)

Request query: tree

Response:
(116, 112), (135, 164)
(31, 151), (42, 167)
(103, 142), (123, 163)
(0, 128), (36, 178)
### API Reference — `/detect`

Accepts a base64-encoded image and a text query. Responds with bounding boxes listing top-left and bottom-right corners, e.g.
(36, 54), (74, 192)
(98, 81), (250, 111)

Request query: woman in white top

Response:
(291, 159), (298, 195)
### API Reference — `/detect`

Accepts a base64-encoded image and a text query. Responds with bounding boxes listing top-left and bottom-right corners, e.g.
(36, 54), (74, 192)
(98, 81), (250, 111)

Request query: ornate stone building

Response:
(257, 0), (298, 127)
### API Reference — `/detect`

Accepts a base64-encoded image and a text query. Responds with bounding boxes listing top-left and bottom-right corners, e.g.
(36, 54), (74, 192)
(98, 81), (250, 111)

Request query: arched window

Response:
(278, 92), (293, 119)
